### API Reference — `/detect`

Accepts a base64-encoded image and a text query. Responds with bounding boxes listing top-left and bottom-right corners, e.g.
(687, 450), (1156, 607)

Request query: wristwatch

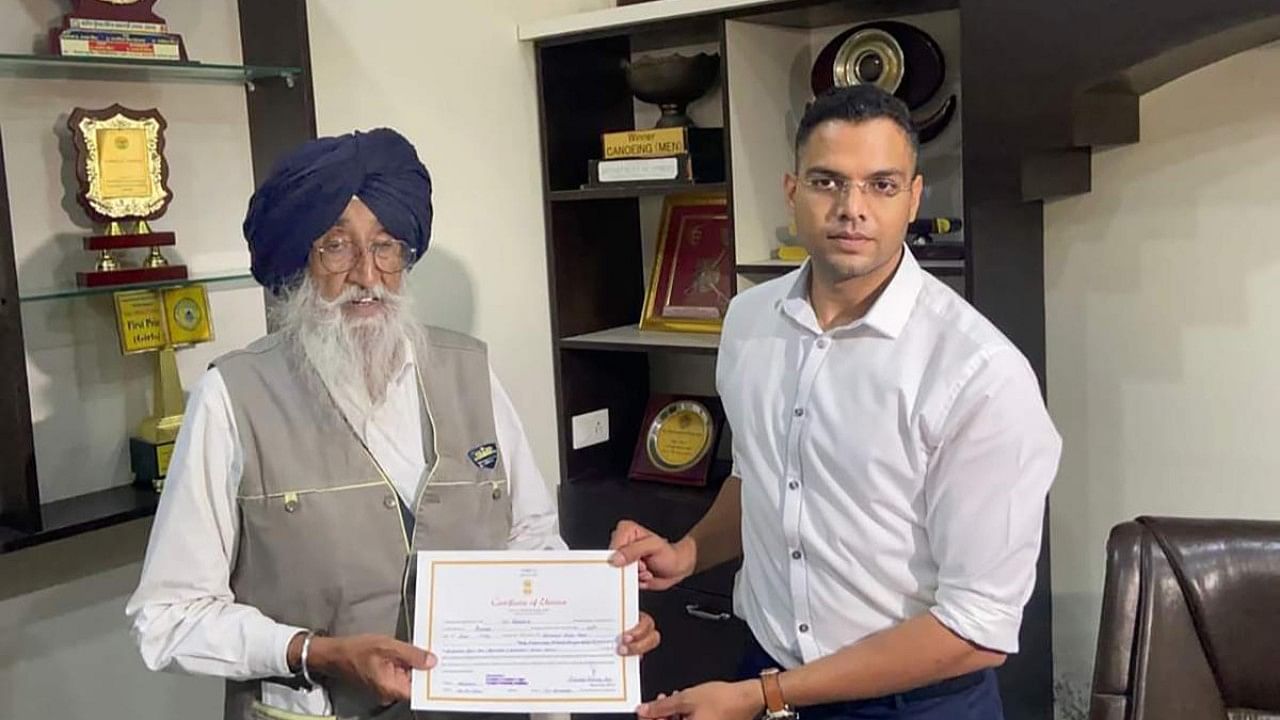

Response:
(758, 668), (798, 720)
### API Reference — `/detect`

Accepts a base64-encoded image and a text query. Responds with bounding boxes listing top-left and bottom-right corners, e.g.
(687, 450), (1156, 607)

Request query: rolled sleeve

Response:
(924, 347), (1062, 653)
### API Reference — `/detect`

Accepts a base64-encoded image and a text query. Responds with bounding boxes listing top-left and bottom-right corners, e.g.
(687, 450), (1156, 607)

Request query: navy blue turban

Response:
(243, 128), (432, 294)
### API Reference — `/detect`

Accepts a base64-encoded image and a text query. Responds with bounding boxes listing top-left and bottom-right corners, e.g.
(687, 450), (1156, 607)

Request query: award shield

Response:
(629, 394), (724, 486)
(68, 104), (188, 288)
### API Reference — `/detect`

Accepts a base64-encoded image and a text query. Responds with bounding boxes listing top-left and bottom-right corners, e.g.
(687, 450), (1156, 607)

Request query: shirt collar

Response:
(777, 244), (923, 338)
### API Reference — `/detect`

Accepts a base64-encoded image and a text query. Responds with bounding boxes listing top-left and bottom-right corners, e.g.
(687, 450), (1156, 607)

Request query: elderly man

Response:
(127, 128), (657, 720)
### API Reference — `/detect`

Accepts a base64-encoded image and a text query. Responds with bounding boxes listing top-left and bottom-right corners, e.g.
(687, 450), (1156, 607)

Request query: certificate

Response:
(411, 550), (641, 714)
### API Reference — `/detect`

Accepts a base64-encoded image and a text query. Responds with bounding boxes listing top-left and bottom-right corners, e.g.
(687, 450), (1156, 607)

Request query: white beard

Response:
(274, 275), (422, 418)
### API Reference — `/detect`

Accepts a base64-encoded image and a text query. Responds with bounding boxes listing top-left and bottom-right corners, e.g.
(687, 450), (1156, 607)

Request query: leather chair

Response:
(1089, 516), (1280, 720)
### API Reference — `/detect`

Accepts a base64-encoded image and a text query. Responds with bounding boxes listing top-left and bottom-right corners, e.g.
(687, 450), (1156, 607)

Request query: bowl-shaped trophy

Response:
(623, 52), (720, 128)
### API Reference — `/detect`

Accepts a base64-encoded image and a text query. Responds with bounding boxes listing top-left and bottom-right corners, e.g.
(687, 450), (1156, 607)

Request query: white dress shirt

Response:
(717, 248), (1061, 668)
(126, 340), (566, 685)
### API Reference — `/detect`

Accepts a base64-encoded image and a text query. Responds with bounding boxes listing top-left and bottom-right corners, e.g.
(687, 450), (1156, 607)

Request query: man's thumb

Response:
(390, 641), (434, 669)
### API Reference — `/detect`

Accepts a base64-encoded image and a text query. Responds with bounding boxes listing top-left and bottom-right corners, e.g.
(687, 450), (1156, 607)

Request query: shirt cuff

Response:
(929, 586), (1024, 654)
(263, 623), (310, 679)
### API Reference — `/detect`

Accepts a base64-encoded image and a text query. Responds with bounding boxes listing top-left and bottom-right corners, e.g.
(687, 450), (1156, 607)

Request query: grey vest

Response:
(213, 327), (515, 720)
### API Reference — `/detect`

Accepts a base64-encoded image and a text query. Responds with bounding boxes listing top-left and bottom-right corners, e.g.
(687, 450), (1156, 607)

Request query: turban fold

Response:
(243, 128), (432, 293)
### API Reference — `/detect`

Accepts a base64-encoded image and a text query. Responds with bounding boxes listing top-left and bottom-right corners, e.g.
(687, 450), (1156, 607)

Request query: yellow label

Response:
(602, 127), (687, 159)
(96, 127), (152, 200)
(776, 245), (809, 261)
(114, 289), (167, 353)
(162, 284), (213, 346)
(156, 442), (175, 477)
(652, 408), (711, 469)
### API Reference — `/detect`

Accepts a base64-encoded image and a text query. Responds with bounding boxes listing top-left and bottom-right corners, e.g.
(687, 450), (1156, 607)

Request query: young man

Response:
(610, 86), (1062, 720)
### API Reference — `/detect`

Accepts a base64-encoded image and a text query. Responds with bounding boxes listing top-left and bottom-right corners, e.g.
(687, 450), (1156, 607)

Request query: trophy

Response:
(49, 0), (188, 62)
(585, 53), (725, 188)
(114, 284), (214, 492)
(629, 394), (724, 486)
(811, 21), (957, 143)
(68, 104), (188, 288)
(623, 52), (719, 129)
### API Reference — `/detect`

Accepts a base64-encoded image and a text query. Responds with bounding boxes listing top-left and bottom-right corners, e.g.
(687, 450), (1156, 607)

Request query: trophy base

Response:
(50, 28), (188, 62)
(131, 436), (175, 493)
(77, 264), (189, 288)
(85, 230), (177, 251)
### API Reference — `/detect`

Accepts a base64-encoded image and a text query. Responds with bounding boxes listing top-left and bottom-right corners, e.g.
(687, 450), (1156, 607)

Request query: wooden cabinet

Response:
(525, 1), (1280, 717)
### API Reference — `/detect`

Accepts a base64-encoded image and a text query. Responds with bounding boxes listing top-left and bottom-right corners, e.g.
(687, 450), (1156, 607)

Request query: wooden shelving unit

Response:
(525, 0), (1280, 717)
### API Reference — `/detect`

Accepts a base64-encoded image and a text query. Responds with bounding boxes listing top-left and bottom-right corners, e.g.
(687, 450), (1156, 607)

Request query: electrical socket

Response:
(571, 408), (609, 449)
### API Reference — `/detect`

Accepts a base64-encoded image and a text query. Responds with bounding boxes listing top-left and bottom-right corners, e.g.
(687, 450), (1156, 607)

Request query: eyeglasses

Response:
(313, 238), (416, 274)
(798, 174), (909, 201)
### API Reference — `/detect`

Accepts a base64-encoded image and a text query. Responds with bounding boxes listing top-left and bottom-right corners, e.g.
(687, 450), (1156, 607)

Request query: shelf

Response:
(737, 258), (803, 274)
(20, 270), (256, 302)
(550, 182), (728, 202)
(0, 53), (302, 85)
(0, 484), (159, 554)
(518, 0), (776, 41)
(560, 324), (720, 354)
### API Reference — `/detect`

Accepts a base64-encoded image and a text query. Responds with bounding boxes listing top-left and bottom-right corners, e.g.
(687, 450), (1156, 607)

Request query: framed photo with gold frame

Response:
(639, 193), (733, 334)
(628, 394), (725, 486)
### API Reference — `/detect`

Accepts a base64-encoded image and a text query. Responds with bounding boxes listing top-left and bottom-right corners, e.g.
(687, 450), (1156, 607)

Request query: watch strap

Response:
(760, 668), (786, 714)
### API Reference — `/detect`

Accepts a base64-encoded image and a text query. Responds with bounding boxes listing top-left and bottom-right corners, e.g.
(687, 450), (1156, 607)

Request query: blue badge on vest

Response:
(468, 443), (499, 470)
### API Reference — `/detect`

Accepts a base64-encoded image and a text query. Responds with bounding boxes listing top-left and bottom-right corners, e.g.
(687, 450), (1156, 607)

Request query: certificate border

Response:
(421, 558), (628, 705)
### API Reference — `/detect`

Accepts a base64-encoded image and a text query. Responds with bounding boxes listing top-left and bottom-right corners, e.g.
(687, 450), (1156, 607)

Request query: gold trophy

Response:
(114, 285), (213, 492)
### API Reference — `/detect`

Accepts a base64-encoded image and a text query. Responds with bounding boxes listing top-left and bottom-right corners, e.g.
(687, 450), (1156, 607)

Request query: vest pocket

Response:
(412, 465), (512, 549)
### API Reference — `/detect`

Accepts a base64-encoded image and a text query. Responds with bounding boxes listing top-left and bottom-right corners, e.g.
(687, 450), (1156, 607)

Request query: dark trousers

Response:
(737, 637), (1005, 720)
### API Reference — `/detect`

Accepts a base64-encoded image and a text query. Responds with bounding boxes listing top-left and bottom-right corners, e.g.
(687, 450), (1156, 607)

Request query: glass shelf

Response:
(20, 270), (256, 302)
(0, 53), (302, 85)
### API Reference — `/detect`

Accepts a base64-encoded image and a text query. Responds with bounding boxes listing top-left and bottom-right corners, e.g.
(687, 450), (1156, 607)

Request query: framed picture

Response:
(639, 193), (733, 333)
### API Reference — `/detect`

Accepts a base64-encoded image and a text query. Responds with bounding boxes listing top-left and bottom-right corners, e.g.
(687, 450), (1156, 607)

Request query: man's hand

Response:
(297, 633), (435, 704)
(619, 611), (661, 657)
(608, 520), (696, 591)
(637, 680), (763, 720)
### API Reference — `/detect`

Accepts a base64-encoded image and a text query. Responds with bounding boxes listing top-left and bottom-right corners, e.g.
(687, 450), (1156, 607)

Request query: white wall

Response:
(306, 0), (612, 487)
(1044, 41), (1280, 718)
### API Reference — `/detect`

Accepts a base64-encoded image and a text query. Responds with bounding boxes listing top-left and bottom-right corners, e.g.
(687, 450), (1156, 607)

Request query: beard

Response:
(273, 275), (423, 418)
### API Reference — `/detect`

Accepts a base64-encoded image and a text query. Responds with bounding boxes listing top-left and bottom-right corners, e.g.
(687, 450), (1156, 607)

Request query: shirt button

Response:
(791, 550), (802, 560)
(793, 407), (805, 417)
(788, 481), (799, 490)
(383, 494), (398, 509)
(798, 623), (810, 633)
(492, 485), (503, 500)
(816, 337), (830, 349)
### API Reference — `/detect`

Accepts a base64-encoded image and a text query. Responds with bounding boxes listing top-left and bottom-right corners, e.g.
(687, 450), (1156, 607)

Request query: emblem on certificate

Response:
(639, 194), (733, 334)
(113, 283), (214, 492)
(50, 1), (189, 62)
(629, 394), (724, 486)
(67, 104), (188, 288)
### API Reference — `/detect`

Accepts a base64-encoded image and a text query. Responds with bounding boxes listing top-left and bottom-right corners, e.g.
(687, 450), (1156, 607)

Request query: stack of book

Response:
(52, 17), (186, 62)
